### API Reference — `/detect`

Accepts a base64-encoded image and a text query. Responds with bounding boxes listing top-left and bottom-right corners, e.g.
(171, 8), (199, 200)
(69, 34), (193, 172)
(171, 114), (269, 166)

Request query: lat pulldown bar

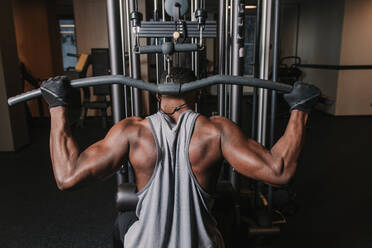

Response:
(8, 75), (331, 107)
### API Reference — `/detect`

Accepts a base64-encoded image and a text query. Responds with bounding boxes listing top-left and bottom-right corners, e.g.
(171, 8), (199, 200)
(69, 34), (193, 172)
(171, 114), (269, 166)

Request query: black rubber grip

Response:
(138, 45), (162, 54)
(138, 43), (198, 54)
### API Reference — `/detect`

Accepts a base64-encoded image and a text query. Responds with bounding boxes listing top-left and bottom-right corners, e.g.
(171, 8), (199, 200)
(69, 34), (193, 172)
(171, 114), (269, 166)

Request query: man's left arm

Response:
(49, 107), (132, 190)
(40, 76), (132, 190)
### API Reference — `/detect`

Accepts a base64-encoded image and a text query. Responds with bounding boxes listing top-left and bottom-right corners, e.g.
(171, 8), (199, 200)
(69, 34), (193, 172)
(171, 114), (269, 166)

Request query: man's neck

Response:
(160, 99), (194, 122)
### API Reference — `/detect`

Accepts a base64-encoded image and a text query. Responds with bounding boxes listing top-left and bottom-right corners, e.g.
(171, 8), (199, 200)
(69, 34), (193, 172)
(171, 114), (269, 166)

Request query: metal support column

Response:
(218, 0), (225, 116)
(268, 0), (280, 212)
(107, 0), (124, 123)
(256, 0), (272, 223)
(224, 0), (230, 116)
(119, 0), (129, 118)
(129, 0), (142, 116)
(125, 0), (134, 116)
(257, 0), (272, 147)
(107, 0), (125, 185)
(154, 0), (160, 84)
(192, 0), (199, 78)
(251, 0), (262, 140)
(230, 0), (245, 192)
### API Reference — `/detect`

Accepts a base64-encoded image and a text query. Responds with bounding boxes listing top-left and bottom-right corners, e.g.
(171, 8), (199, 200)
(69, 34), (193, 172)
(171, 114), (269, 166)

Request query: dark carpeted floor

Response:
(0, 108), (371, 248)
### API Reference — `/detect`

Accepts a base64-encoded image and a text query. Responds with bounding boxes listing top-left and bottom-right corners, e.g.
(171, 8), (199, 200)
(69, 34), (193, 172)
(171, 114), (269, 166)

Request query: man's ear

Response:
(156, 93), (161, 102)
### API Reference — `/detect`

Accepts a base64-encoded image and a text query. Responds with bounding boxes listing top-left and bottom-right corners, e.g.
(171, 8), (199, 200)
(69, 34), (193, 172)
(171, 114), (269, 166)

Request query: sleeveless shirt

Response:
(124, 110), (224, 248)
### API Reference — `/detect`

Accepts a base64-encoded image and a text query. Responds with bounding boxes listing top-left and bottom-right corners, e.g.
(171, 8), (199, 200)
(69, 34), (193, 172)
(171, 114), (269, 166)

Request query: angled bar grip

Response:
(8, 75), (331, 106)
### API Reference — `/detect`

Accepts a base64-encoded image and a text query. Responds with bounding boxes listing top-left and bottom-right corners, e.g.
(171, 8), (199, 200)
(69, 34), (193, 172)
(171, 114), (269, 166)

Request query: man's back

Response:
(128, 110), (224, 194)
(124, 110), (224, 248)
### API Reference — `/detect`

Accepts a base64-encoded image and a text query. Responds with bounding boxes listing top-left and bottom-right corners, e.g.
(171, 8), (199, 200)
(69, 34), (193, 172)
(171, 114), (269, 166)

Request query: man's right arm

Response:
(216, 110), (307, 186)
(217, 82), (320, 186)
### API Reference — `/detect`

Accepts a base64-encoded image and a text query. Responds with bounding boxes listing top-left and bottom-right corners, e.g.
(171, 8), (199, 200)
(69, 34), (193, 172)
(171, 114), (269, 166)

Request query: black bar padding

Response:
(116, 183), (139, 211)
(174, 43), (198, 52)
(138, 45), (163, 54)
(138, 43), (198, 54)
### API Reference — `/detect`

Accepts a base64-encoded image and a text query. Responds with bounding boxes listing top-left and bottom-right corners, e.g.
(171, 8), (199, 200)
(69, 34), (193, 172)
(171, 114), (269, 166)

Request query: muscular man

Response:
(40, 68), (320, 248)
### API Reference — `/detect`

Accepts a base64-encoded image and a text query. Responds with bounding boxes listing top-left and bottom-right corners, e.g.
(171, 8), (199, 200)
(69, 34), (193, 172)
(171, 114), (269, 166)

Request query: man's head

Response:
(159, 67), (196, 85)
(157, 67), (200, 103)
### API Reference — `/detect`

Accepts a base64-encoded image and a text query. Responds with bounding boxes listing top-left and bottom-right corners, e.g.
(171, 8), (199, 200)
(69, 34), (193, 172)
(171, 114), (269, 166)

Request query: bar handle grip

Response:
(8, 89), (42, 106)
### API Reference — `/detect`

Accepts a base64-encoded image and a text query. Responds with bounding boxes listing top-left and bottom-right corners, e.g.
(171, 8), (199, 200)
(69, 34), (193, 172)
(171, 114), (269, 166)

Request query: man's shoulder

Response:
(195, 114), (232, 134)
(200, 115), (233, 127)
(111, 116), (150, 135)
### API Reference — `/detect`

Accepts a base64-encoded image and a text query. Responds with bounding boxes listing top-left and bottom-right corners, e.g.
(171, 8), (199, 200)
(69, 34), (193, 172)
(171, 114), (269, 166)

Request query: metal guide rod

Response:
(229, 0), (245, 192)
(154, 0), (160, 84)
(191, 0), (194, 71)
(230, 1), (244, 125)
(119, 0), (129, 118)
(229, 0), (233, 75)
(125, 0), (134, 116)
(218, 0), (225, 116)
(162, 0), (166, 71)
(257, 0), (272, 147)
(224, 0), (230, 116)
(119, 0), (126, 77)
(256, 0), (272, 224)
(270, 0), (279, 148)
(192, 0), (199, 78)
(268, 0), (280, 213)
(106, 0), (124, 123)
(107, 0), (125, 185)
(129, 0), (142, 116)
(251, 0), (262, 141)
(228, 0), (233, 119)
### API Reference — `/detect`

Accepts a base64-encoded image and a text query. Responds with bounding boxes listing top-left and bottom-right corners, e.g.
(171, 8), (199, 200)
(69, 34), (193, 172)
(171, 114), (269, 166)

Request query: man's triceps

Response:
(51, 117), (131, 190)
(75, 121), (132, 182)
(218, 117), (286, 185)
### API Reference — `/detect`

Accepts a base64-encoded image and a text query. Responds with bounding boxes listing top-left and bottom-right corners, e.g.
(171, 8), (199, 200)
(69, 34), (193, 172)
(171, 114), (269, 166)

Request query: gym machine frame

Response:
(8, 0), (330, 240)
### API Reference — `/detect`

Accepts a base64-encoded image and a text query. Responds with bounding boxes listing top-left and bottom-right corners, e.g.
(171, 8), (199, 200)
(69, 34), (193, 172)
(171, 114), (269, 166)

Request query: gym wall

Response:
(12, 0), (64, 117)
(336, 0), (372, 116)
(281, 0), (372, 116)
(0, 0), (29, 151)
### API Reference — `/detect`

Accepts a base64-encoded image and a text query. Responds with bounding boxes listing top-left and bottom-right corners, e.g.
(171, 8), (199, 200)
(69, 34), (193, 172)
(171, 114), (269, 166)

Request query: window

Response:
(59, 19), (77, 71)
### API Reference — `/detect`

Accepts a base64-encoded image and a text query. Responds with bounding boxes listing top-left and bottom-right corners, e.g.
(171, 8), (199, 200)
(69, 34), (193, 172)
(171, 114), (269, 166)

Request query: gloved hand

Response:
(283, 81), (321, 114)
(40, 76), (71, 108)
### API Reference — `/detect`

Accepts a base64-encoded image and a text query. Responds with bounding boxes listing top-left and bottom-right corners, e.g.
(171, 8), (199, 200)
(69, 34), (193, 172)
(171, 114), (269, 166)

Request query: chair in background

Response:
(79, 48), (111, 128)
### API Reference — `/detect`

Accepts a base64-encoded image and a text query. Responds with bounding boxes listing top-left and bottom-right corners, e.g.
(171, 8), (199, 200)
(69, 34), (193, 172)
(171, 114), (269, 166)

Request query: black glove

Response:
(40, 76), (71, 108)
(283, 81), (321, 114)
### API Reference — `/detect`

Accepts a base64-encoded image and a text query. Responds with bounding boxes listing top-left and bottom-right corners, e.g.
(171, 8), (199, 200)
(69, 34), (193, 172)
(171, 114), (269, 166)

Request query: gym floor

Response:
(1, 102), (371, 248)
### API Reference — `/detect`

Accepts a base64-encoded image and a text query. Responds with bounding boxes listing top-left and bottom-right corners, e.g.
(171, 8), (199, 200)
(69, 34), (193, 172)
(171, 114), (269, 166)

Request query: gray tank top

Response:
(124, 110), (224, 248)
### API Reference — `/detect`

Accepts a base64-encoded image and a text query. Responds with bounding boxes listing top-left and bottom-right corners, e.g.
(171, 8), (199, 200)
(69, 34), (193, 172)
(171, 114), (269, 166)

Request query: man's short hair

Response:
(160, 67), (196, 84)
